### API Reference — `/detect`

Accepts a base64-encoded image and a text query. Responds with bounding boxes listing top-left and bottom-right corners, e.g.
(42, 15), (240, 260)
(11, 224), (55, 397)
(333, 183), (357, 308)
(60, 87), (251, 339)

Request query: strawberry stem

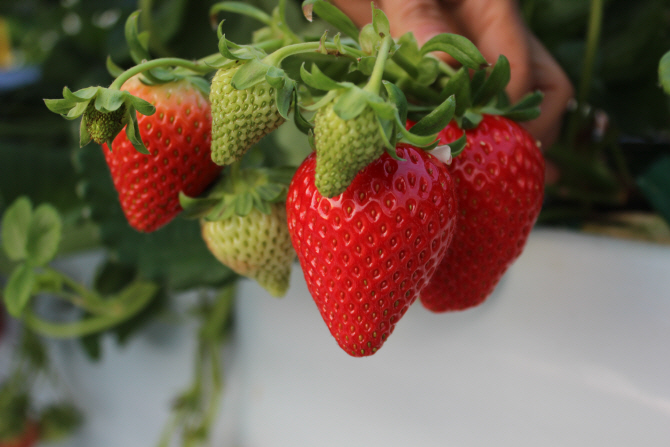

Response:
(109, 58), (213, 90)
(364, 35), (394, 94)
(263, 40), (363, 67)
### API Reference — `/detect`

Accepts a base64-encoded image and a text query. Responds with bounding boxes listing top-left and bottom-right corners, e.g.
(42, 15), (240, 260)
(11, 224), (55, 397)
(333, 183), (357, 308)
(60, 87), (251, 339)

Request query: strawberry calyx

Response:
(179, 162), (294, 221)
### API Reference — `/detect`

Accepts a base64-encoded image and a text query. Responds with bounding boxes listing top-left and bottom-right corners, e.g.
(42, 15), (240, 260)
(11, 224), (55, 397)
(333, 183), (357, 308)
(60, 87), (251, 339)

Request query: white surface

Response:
(233, 228), (670, 446)
(13, 229), (670, 446)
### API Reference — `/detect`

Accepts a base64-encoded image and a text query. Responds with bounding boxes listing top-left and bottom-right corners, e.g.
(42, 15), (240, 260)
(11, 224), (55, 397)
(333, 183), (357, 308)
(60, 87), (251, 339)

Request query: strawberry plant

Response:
(2, 0), (670, 445)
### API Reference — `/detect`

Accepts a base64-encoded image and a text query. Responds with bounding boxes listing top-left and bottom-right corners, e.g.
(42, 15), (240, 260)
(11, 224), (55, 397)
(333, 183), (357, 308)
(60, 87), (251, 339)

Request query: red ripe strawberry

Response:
(286, 144), (458, 356)
(103, 76), (222, 232)
(419, 114), (545, 312)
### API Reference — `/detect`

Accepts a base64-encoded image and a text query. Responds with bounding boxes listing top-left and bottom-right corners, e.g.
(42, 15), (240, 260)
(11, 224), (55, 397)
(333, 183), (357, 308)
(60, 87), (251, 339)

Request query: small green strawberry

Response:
(180, 163), (295, 296)
(83, 102), (126, 146)
(209, 62), (286, 166)
(201, 203), (294, 297)
(313, 97), (385, 198)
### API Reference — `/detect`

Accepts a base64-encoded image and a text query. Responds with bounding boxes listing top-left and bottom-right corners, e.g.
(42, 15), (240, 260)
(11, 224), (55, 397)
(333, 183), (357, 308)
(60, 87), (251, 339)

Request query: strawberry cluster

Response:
(45, 1), (545, 357)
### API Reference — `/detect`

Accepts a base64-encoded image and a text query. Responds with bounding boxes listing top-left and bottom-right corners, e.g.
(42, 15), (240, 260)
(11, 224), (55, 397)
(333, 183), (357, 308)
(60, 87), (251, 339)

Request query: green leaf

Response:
(124, 108), (150, 154)
(445, 133), (467, 156)
(372, 5), (391, 37)
(356, 56), (376, 76)
(25, 203), (62, 266)
(659, 50), (670, 95)
(305, 0), (360, 43)
(4, 263), (36, 317)
(408, 95), (455, 136)
(178, 192), (222, 219)
(637, 155), (670, 225)
(210, 2), (273, 26)
(420, 33), (488, 70)
(66, 101), (90, 120)
(472, 55), (511, 106)
(79, 117), (92, 147)
(64, 86), (99, 102)
(232, 59), (271, 90)
(461, 110), (483, 129)
(1, 196), (32, 261)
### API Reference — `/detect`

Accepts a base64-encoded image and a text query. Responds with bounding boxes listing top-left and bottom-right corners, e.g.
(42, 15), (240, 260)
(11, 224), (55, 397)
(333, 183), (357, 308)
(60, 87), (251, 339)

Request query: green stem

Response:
(43, 266), (105, 307)
(263, 41), (363, 67)
(364, 36), (394, 94)
(22, 281), (158, 338)
(110, 58), (214, 89)
(566, 0), (604, 148)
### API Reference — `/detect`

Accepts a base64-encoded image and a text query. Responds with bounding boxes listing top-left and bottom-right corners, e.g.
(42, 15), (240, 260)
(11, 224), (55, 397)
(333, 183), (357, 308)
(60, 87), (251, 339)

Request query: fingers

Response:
(328, 0), (372, 27)
(379, 0), (451, 43)
(522, 34), (575, 148)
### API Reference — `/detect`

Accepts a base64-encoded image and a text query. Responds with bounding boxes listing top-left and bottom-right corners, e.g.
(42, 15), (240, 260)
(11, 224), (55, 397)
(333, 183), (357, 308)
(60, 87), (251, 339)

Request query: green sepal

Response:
(232, 58), (272, 89)
(106, 56), (124, 78)
(660, 50), (670, 95)
(300, 62), (346, 91)
(499, 90), (544, 121)
(210, 1), (273, 27)
(472, 54), (511, 106)
(79, 118), (92, 148)
(408, 94), (456, 136)
(125, 11), (151, 65)
(420, 33), (488, 70)
(123, 105), (150, 154)
(447, 133), (467, 157)
(460, 110), (483, 130)
(218, 32), (267, 61)
(383, 80), (408, 125)
(302, 0), (360, 43)
(332, 87), (370, 120)
(359, 24), (380, 55)
(301, 89), (339, 112)
(440, 67), (472, 115)
(4, 263), (36, 317)
(392, 33), (439, 86)
(178, 193), (223, 219)
(372, 4), (391, 37)
(94, 89), (126, 113)
(355, 56), (376, 76)
(275, 78), (296, 120)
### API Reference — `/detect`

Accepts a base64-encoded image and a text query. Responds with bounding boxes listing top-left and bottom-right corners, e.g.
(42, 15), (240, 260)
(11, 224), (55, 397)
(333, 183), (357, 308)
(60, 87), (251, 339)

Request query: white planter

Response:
(28, 229), (670, 446)
(232, 228), (670, 447)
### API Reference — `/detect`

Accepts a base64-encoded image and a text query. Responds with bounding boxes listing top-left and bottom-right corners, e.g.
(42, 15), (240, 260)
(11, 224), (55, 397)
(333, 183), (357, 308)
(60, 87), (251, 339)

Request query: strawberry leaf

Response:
(123, 107), (150, 154)
(275, 78), (295, 120)
(4, 263), (36, 317)
(106, 56), (124, 78)
(25, 203), (62, 267)
(358, 24), (380, 55)
(79, 117), (92, 147)
(126, 94), (156, 116)
(64, 86), (98, 102)
(1, 196), (32, 261)
(420, 33), (488, 70)
(66, 101), (90, 120)
(179, 193), (223, 219)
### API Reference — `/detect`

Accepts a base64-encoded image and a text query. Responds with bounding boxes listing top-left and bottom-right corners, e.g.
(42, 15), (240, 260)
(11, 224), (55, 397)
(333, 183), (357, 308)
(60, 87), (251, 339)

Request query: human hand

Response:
(330, 0), (574, 150)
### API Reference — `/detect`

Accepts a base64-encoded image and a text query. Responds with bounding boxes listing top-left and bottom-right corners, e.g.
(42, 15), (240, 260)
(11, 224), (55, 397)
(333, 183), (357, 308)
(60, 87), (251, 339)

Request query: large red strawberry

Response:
(103, 76), (222, 232)
(418, 114), (545, 312)
(286, 144), (458, 356)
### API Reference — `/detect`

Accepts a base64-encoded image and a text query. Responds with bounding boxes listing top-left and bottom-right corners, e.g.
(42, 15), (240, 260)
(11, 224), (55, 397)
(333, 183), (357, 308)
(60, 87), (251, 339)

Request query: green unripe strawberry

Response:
(201, 203), (294, 297)
(209, 63), (285, 166)
(313, 99), (385, 198)
(84, 101), (126, 145)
